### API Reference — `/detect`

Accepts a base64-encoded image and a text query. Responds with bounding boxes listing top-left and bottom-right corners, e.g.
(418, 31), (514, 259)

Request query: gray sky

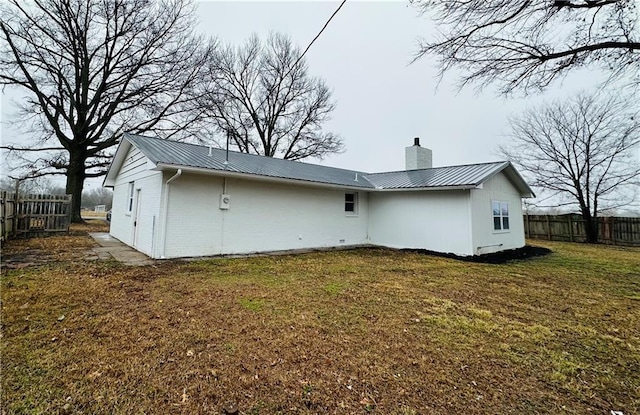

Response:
(0, 0), (629, 190)
(193, 0), (597, 173)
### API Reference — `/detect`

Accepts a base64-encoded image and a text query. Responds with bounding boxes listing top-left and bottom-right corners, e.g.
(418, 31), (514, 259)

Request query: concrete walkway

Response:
(89, 233), (155, 266)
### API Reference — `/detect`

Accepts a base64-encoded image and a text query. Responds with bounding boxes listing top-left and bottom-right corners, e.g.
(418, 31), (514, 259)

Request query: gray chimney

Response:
(405, 137), (432, 170)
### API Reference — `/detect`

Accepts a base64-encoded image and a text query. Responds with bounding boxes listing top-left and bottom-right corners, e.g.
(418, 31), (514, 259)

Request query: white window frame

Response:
(127, 182), (134, 213)
(345, 192), (358, 216)
(492, 200), (510, 232)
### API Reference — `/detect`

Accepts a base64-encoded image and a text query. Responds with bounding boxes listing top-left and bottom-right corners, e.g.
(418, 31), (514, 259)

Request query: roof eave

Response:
(103, 135), (133, 187)
(376, 185), (478, 192)
(479, 161), (535, 198)
(502, 163), (536, 198)
(154, 163), (374, 191)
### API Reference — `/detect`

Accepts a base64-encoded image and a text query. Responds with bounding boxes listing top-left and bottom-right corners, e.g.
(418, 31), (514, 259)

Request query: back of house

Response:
(103, 134), (533, 259)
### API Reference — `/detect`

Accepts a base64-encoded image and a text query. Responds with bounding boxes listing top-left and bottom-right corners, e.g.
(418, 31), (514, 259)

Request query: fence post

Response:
(568, 215), (573, 242)
(1, 191), (5, 241)
(66, 195), (72, 234)
(611, 217), (616, 245)
(546, 215), (551, 241)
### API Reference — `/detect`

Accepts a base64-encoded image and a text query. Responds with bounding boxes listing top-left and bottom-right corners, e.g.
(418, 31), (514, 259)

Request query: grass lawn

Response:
(1, 224), (639, 414)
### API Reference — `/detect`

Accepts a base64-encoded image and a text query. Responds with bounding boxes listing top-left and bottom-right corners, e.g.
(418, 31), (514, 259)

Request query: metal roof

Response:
(107, 133), (533, 196)
(365, 162), (511, 189)
(125, 133), (374, 189)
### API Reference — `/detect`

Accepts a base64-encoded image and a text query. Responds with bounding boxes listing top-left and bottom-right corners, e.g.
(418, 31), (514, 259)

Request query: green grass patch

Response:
(238, 297), (266, 312)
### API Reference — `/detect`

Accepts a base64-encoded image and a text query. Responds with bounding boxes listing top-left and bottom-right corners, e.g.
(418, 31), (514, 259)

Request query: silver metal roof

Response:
(365, 162), (511, 189)
(126, 133), (374, 189)
(112, 133), (533, 196)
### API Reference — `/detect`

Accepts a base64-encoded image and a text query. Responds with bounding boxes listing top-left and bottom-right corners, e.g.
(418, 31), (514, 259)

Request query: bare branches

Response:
(412, 0), (639, 94)
(0, 0), (210, 220)
(501, 92), (640, 241)
(199, 33), (343, 161)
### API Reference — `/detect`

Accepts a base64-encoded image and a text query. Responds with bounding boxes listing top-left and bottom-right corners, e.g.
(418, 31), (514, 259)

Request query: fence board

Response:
(524, 214), (640, 246)
(0, 192), (72, 240)
(1, 191), (16, 242)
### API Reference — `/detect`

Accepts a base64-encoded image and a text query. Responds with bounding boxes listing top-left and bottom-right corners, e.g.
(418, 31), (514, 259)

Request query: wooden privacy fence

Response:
(524, 214), (640, 246)
(1, 191), (72, 241)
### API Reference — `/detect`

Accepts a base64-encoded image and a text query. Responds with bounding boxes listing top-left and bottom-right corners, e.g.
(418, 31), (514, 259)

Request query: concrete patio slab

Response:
(88, 233), (154, 266)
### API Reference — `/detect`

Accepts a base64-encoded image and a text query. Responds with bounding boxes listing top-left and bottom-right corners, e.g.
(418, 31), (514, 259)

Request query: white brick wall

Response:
(110, 147), (163, 257)
(108, 147), (527, 259)
(368, 190), (474, 255)
(470, 172), (526, 255)
(162, 173), (369, 258)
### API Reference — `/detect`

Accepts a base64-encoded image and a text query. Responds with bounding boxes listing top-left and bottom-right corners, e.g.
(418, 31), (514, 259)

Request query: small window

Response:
(127, 182), (134, 212)
(492, 201), (509, 231)
(345, 192), (358, 215)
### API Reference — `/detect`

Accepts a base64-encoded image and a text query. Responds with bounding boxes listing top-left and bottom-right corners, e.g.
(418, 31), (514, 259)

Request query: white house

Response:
(103, 134), (534, 259)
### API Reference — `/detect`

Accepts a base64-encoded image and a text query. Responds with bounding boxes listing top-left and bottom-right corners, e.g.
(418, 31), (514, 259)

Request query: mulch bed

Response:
(402, 245), (553, 264)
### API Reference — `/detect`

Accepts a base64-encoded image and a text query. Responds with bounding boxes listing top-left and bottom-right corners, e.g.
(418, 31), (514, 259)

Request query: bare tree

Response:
(501, 93), (640, 242)
(411, 1), (640, 94)
(0, 0), (210, 221)
(200, 33), (343, 160)
(0, 176), (66, 196)
(82, 187), (113, 210)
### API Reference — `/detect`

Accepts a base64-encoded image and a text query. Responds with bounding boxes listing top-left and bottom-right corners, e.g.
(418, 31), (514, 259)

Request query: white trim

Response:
(345, 192), (358, 216)
(491, 200), (510, 233)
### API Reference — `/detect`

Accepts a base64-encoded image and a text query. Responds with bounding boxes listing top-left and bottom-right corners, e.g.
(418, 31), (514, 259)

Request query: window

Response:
(492, 201), (509, 231)
(127, 182), (134, 212)
(345, 192), (358, 215)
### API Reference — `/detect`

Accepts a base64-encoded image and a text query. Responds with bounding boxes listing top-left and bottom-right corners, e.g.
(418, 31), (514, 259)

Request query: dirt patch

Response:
(69, 219), (109, 235)
(1, 220), (108, 270)
(402, 244), (553, 264)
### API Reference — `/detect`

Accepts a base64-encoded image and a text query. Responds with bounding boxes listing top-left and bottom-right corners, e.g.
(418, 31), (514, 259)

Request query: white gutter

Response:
(160, 169), (182, 259)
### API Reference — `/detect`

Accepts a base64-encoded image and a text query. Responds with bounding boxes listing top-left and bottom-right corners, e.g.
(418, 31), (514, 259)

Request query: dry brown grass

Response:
(1, 221), (109, 267)
(1, 233), (638, 414)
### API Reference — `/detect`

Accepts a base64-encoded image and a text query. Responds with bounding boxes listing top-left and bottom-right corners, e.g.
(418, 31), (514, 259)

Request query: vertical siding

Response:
(110, 146), (163, 257)
(368, 190), (474, 256)
(162, 173), (369, 258)
(470, 172), (526, 255)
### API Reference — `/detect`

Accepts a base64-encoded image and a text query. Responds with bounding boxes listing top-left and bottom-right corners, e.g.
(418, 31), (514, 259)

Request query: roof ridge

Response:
(364, 160), (509, 177)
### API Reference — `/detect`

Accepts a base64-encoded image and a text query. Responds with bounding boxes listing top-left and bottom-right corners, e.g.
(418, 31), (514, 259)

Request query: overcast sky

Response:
(0, 0), (629, 188)
(193, 0), (604, 173)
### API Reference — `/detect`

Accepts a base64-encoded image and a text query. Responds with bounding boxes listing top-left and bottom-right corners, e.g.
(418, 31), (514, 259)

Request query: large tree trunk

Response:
(581, 210), (599, 243)
(66, 152), (86, 223)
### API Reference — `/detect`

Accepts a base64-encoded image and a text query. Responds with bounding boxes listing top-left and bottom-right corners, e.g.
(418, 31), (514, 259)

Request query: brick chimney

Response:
(405, 137), (432, 170)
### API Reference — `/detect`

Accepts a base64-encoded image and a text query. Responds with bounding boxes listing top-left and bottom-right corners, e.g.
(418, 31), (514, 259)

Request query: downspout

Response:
(220, 177), (228, 254)
(160, 169), (182, 259)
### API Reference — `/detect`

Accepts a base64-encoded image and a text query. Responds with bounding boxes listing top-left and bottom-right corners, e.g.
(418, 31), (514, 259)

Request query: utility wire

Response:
(288, 0), (347, 79)
(225, 0), (347, 143)
(255, 0), (347, 109)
